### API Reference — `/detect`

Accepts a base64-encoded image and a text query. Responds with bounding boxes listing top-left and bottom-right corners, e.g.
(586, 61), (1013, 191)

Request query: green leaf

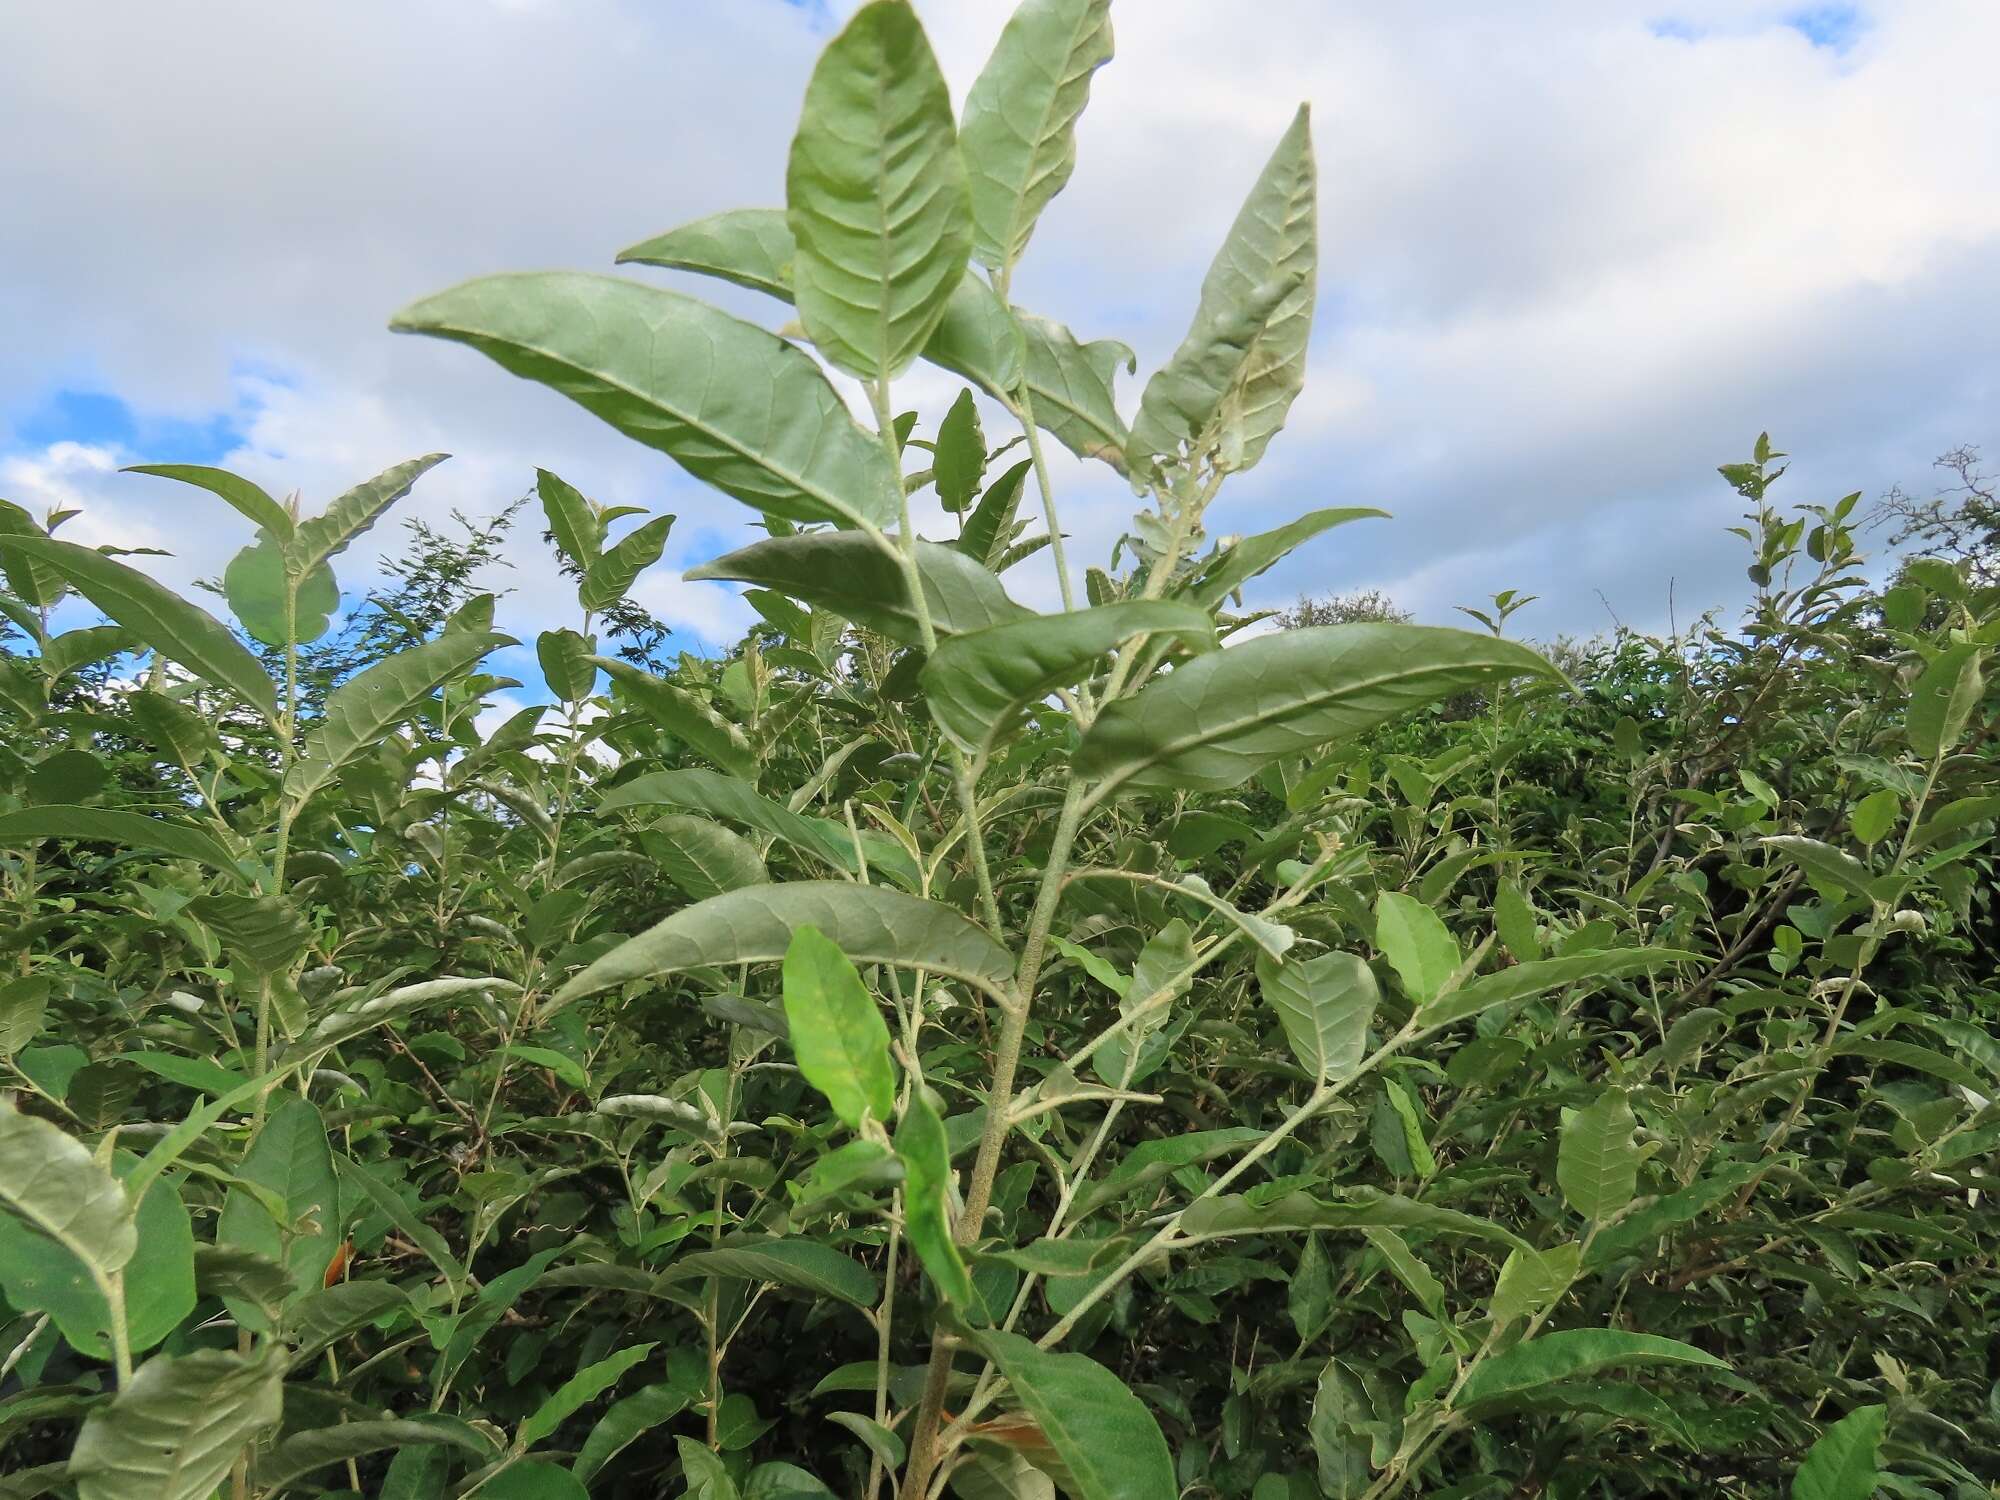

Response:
(0, 1096), (135, 1292)
(964, 1329), (1176, 1500)
(538, 628), (598, 703)
(217, 1095), (340, 1298)
(0, 976), (47, 1058)
(287, 453), (450, 577)
(895, 1085), (972, 1306)
(1073, 623), (1557, 797)
(222, 532), (338, 647)
(482, 1460), (589, 1500)
(1760, 835), (1875, 901)
(921, 600), (1214, 758)
(287, 628), (512, 803)
(123, 463), (293, 538)
(1310, 1358), (1376, 1499)
(1073, 1128), (1264, 1219)
(661, 1234), (879, 1309)
(1016, 311), (1133, 469)
(647, 814), (770, 901)
(518, 1342), (657, 1450)
(336, 1159), (467, 1294)
(959, 458), (1033, 566)
(1792, 1404), (1887, 1500)
(1849, 787), (1902, 848)
(1456, 1329), (1727, 1407)
(186, 892), (312, 977)
(1374, 892), (1459, 1005)
(554, 881), (1014, 1009)
(0, 806), (243, 876)
(0, 534), (277, 724)
(254, 1419), (488, 1492)
(1416, 948), (1698, 1031)
(1178, 1189), (1527, 1250)
(538, 467), (601, 570)
(1557, 1088), (1640, 1222)
(934, 389), (987, 512)
(785, 0), (972, 379)
(960, 0), (1114, 271)
(594, 658), (755, 779)
(392, 272), (899, 530)
(580, 513), (674, 612)
(782, 925), (897, 1130)
(1179, 506), (1386, 612)
(1488, 1242), (1580, 1327)
(68, 1347), (284, 1500)
(1255, 950), (1377, 1083)
(573, 1382), (694, 1484)
(1494, 879), (1541, 961)
(687, 532), (1028, 646)
(1906, 642), (1984, 758)
(1128, 105), (1314, 479)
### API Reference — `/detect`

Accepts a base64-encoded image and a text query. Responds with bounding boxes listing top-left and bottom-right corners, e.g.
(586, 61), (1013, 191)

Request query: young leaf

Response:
(959, 0), (1115, 272)
(392, 273), (899, 530)
(1016, 311), (1134, 469)
(1073, 623), (1557, 797)
(1557, 1088), (1640, 1223)
(921, 600), (1214, 758)
(933, 390), (987, 513)
(963, 1330), (1176, 1500)
(517, 1343), (657, 1451)
(538, 467), (602, 570)
(895, 1085), (973, 1306)
(687, 532), (1028, 646)
(785, 0), (972, 379)
(223, 532), (337, 646)
(123, 463), (293, 538)
(287, 454), (450, 576)
(1128, 105), (1315, 479)
(552, 881), (1015, 1010)
(782, 926), (897, 1131)
(67, 1347), (285, 1500)
(1255, 950), (1377, 1083)
(1374, 892), (1460, 1005)
(579, 513), (674, 612)
(0, 534), (277, 724)
(1178, 506), (1386, 612)
(1792, 1404), (1887, 1500)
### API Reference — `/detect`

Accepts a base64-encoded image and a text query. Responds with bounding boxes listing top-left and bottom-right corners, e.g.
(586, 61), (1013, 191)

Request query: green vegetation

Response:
(1, 3), (1995, 1497)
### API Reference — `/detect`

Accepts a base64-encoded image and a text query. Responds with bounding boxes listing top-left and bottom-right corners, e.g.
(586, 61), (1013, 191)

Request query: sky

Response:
(3, 0), (1996, 677)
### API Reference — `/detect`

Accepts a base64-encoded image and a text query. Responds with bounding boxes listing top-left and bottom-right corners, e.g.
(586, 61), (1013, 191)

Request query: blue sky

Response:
(2, 0), (1995, 665)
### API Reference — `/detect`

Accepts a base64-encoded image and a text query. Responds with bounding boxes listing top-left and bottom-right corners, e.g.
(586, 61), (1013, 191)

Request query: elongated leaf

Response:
(934, 389), (987, 513)
(538, 467), (601, 569)
(1456, 1329), (1727, 1407)
(1181, 507), (1386, 612)
(960, 458), (1033, 565)
(1075, 623), (1556, 797)
(1179, 1189), (1527, 1250)
(786, 0), (972, 378)
(288, 454), (449, 575)
(392, 273), (899, 530)
(255, 1419), (486, 1492)
(337, 1159), (466, 1293)
(1073, 1127), (1263, 1218)
(960, 0), (1114, 271)
(288, 628), (512, 802)
(1558, 1089), (1640, 1222)
(68, 1347), (284, 1500)
(1906, 642), (1983, 758)
(123, 463), (293, 538)
(553, 881), (1014, 1008)
(594, 658), (755, 779)
(0, 534), (277, 723)
(1792, 1404), (1886, 1500)
(0, 806), (242, 875)
(688, 532), (1028, 646)
(895, 1085), (972, 1305)
(1374, 892), (1459, 1004)
(661, 1234), (878, 1309)
(1416, 948), (1697, 1031)
(965, 1330), (1175, 1500)
(1016, 311), (1132, 469)
(186, 892), (311, 977)
(573, 1381), (694, 1484)
(609, 768), (851, 870)
(217, 1095), (340, 1295)
(518, 1343), (657, 1449)
(1129, 106), (1314, 479)
(0, 1099), (136, 1322)
(783, 926), (896, 1130)
(922, 600), (1213, 757)
(580, 513), (674, 611)
(1256, 950), (1376, 1083)
(1760, 835), (1875, 901)
(648, 814), (770, 900)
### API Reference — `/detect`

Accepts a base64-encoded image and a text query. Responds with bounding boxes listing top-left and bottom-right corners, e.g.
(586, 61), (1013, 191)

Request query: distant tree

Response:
(1876, 444), (1998, 587)
(1276, 587), (1411, 629)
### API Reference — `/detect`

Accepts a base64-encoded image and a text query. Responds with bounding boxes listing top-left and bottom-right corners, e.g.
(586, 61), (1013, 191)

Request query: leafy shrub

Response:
(1, 4), (1996, 1499)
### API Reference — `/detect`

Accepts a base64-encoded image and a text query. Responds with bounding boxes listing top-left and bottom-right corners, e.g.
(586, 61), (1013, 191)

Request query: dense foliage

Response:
(2, 4), (1996, 1498)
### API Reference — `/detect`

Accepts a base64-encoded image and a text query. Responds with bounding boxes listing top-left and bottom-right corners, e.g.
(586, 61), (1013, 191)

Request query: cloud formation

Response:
(2, 0), (1994, 652)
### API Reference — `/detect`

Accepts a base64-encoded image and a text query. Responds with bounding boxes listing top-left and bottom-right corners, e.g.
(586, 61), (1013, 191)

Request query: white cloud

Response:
(1, 0), (1995, 658)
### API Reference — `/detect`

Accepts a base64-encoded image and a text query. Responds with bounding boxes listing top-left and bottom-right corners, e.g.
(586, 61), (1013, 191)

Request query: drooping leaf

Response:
(921, 600), (1214, 758)
(68, 1347), (284, 1500)
(964, 1330), (1176, 1500)
(1760, 835), (1876, 901)
(0, 534), (277, 723)
(186, 892), (312, 977)
(392, 273), (899, 530)
(1792, 1404), (1887, 1500)
(1178, 1189), (1526, 1250)
(1456, 1329), (1727, 1407)
(934, 389), (987, 513)
(0, 806), (243, 876)
(552, 881), (1014, 1009)
(1075, 623), (1557, 797)
(647, 814), (770, 901)
(687, 532), (1029, 646)
(782, 925), (897, 1130)
(608, 769), (854, 874)
(1256, 949), (1377, 1083)
(1072, 1128), (1264, 1219)
(123, 463), (293, 538)
(0, 1101), (141, 1349)
(1415, 948), (1697, 1032)
(573, 1382), (695, 1484)
(785, 0), (972, 378)
(895, 1085), (972, 1306)
(959, 0), (1115, 271)
(538, 628), (598, 703)
(223, 532), (338, 646)
(1016, 311), (1133, 469)
(253, 1419), (488, 1491)
(1179, 507), (1386, 612)
(594, 658), (756, 779)
(1906, 642), (1984, 758)
(660, 1235), (878, 1309)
